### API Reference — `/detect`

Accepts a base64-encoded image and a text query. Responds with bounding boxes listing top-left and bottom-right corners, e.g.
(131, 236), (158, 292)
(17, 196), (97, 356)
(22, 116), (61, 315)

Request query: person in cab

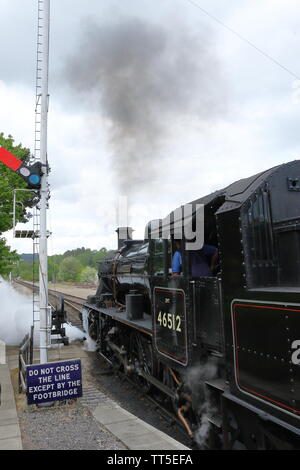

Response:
(172, 240), (183, 276)
(190, 244), (218, 278)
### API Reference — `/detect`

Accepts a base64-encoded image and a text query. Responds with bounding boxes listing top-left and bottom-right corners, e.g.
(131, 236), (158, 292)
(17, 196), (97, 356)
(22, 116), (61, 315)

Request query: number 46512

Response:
(157, 311), (182, 332)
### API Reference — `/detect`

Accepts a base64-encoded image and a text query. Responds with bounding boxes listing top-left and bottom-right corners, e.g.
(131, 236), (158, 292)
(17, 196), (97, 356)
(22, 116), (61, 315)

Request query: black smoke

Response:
(65, 17), (226, 194)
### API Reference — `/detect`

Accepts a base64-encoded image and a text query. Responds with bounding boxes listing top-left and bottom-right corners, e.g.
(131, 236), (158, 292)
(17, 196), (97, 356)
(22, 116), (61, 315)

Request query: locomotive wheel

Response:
(130, 333), (154, 393)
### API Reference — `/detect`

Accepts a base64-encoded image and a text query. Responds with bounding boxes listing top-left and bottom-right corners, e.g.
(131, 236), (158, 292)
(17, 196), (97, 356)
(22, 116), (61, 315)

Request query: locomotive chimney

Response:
(116, 227), (133, 250)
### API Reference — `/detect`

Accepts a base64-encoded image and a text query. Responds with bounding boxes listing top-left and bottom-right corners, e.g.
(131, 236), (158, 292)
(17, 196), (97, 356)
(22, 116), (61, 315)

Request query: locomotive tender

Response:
(85, 160), (300, 449)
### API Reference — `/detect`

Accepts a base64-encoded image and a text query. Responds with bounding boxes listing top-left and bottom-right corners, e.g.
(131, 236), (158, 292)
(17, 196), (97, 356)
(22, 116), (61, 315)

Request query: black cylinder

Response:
(126, 290), (144, 320)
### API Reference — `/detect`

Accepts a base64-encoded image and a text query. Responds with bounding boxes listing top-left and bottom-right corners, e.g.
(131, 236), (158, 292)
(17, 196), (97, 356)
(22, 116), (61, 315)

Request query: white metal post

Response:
(39, 0), (50, 364)
(13, 190), (16, 237)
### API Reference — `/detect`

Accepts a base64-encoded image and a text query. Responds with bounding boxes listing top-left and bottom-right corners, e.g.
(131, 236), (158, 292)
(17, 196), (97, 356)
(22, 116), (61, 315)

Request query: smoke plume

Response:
(65, 16), (226, 194)
(185, 360), (218, 449)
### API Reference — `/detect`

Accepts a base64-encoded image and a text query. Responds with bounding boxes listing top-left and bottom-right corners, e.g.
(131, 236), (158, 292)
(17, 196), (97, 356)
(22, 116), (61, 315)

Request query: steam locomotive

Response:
(84, 160), (300, 449)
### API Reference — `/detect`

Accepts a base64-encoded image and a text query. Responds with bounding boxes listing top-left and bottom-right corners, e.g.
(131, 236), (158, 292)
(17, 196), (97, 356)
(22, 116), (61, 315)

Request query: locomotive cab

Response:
(150, 199), (226, 368)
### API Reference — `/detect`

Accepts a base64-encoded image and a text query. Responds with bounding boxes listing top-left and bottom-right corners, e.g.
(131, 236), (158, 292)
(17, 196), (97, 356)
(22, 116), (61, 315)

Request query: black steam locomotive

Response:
(84, 160), (300, 449)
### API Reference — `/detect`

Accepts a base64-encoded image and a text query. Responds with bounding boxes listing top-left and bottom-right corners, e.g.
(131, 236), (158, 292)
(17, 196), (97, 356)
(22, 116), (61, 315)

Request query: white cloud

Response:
(292, 80), (300, 105)
(1, 0), (300, 255)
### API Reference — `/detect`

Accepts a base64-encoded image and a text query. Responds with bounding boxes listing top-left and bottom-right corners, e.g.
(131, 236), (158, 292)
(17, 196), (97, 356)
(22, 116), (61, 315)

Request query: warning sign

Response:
(26, 359), (82, 405)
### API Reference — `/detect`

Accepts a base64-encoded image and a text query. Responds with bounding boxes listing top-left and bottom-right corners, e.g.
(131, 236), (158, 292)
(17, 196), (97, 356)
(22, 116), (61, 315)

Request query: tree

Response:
(0, 133), (37, 276)
(58, 257), (82, 282)
(62, 247), (110, 268)
(48, 257), (60, 283)
(0, 239), (19, 276)
(79, 266), (97, 283)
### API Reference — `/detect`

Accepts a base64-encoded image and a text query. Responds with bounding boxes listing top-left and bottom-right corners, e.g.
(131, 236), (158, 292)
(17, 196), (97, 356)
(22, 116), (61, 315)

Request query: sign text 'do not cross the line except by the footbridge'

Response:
(26, 359), (82, 405)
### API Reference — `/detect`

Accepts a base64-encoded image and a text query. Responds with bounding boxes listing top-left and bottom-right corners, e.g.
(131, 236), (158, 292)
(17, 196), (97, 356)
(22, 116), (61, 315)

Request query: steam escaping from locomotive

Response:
(81, 308), (97, 352)
(185, 361), (218, 448)
(0, 279), (92, 348)
(0, 279), (32, 346)
(65, 16), (226, 194)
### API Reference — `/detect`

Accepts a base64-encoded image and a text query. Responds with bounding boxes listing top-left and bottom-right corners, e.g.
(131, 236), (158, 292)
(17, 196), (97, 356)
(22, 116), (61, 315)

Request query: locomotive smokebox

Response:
(116, 227), (134, 250)
(126, 290), (144, 321)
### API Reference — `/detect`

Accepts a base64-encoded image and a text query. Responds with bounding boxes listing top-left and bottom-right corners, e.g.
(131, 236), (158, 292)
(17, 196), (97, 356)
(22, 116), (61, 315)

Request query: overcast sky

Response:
(1, 0), (300, 254)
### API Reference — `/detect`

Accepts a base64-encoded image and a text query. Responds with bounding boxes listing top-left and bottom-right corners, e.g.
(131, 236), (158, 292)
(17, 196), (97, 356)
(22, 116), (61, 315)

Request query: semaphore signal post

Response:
(36, 0), (51, 364)
(0, 0), (52, 365)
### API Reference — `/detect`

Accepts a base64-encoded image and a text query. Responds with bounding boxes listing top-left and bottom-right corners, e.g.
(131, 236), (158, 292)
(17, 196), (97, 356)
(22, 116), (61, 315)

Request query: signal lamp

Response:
(0, 147), (43, 189)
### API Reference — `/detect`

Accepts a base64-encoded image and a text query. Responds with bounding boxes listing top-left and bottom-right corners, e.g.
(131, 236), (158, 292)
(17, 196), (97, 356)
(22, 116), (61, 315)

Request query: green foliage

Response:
(0, 239), (19, 277)
(48, 257), (59, 283)
(0, 133), (37, 276)
(0, 133), (33, 232)
(79, 266), (97, 283)
(13, 256), (38, 282)
(62, 247), (112, 269)
(58, 257), (83, 282)
(12, 246), (115, 283)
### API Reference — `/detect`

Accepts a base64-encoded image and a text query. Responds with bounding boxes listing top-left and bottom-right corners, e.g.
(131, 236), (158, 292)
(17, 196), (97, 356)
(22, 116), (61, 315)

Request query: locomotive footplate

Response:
(84, 303), (153, 336)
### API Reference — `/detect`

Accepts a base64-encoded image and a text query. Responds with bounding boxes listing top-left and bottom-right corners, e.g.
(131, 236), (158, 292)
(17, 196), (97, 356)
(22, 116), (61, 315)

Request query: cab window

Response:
(153, 239), (164, 276)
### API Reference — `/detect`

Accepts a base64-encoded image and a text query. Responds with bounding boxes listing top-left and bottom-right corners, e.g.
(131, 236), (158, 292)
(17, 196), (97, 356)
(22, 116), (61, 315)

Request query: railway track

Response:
(12, 278), (193, 446)
(13, 279), (86, 329)
(14, 279), (88, 303)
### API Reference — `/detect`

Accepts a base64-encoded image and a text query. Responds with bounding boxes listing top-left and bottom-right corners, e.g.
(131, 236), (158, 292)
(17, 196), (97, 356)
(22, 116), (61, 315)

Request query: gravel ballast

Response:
(19, 401), (126, 450)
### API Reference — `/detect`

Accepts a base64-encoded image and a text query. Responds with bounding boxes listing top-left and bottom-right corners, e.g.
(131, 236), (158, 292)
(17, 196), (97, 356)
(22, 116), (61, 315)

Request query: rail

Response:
(19, 326), (34, 393)
(14, 279), (86, 306)
(14, 279), (84, 333)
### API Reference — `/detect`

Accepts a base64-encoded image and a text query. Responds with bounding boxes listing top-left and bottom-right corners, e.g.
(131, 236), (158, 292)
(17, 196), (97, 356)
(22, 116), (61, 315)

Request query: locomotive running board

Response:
(223, 392), (300, 437)
(85, 303), (153, 336)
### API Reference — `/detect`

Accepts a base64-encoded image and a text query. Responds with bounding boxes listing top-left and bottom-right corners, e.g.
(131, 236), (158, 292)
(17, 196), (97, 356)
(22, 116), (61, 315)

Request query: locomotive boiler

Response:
(84, 160), (300, 449)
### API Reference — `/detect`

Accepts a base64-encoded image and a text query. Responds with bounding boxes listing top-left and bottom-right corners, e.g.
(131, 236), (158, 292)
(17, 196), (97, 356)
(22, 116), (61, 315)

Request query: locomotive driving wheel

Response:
(130, 333), (154, 393)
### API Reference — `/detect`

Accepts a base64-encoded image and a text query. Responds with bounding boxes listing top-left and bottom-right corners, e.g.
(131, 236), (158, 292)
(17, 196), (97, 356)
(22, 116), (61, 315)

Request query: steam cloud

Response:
(185, 360), (218, 449)
(0, 280), (92, 349)
(65, 17), (226, 194)
(0, 279), (33, 346)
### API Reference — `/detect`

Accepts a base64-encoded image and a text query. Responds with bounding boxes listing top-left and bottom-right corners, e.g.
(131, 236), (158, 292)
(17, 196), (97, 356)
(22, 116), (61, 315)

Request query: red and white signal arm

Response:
(0, 147), (42, 189)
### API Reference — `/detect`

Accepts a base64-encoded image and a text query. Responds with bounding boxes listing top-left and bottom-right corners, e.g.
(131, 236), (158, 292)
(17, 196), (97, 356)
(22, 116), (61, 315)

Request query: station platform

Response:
(0, 364), (22, 450)
(92, 400), (189, 450)
(1, 343), (189, 451)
